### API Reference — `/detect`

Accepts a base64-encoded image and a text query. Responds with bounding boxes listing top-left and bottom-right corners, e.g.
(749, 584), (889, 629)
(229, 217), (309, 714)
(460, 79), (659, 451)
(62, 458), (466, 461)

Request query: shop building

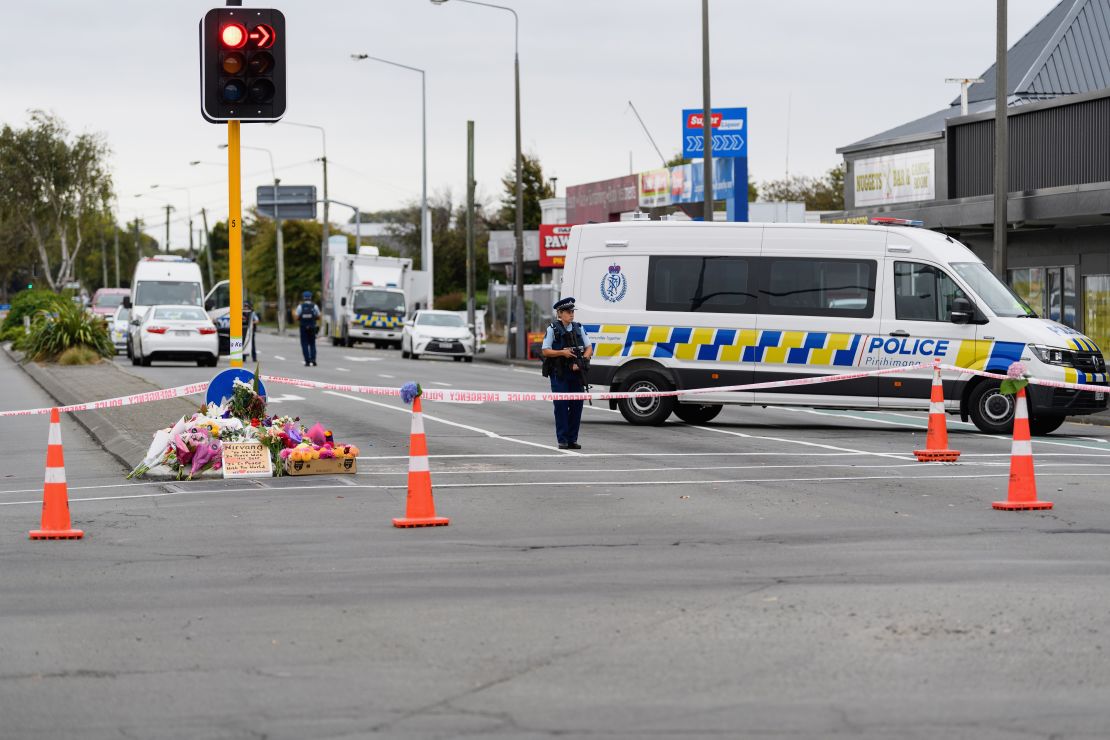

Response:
(829, 0), (1110, 352)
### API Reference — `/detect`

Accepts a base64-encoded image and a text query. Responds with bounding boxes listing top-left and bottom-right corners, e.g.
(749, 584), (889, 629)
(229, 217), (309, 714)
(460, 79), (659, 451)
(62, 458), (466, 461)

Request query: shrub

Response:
(17, 300), (114, 362)
(433, 292), (466, 311)
(1, 289), (65, 333)
(56, 346), (103, 365)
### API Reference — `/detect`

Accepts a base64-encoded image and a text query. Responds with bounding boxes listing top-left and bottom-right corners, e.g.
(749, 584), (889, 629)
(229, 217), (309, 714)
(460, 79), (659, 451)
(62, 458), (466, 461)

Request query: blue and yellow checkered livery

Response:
(582, 323), (1108, 382)
(353, 312), (404, 329)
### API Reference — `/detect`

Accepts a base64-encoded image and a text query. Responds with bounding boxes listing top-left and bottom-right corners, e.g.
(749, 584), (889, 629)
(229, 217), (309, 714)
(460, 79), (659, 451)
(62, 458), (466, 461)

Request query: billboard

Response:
(853, 149), (935, 207)
(637, 159), (735, 208)
(538, 224), (571, 269)
(682, 107), (747, 159)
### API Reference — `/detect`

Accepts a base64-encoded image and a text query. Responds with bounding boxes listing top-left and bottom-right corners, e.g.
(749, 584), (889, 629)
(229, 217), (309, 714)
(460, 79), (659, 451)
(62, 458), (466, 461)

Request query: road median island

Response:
(3, 345), (199, 470)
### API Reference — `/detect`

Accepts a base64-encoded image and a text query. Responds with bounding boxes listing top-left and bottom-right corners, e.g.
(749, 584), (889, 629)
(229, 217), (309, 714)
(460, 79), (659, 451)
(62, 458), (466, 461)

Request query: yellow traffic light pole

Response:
(227, 120), (244, 368)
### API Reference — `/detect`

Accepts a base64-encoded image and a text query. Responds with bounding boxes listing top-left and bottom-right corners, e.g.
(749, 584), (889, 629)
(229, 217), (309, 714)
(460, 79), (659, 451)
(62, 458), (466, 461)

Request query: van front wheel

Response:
(968, 380), (1015, 435)
(673, 403), (723, 424)
(617, 372), (674, 426)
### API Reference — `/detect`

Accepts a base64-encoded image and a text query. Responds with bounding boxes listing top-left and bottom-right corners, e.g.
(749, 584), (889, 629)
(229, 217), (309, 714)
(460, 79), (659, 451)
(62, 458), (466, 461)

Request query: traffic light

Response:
(200, 7), (286, 123)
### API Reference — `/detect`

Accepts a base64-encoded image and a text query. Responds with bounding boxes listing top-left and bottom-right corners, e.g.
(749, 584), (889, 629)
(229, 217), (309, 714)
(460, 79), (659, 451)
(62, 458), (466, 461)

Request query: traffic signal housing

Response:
(200, 7), (286, 123)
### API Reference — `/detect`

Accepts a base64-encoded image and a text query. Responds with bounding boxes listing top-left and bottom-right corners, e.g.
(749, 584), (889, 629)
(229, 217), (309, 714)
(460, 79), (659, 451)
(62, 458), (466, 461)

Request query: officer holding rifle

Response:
(541, 297), (593, 450)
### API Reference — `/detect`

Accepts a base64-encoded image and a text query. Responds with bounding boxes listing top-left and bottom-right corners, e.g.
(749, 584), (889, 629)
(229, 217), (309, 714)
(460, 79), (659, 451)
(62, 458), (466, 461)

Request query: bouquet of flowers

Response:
(228, 376), (267, 420)
(128, 404), (245, 479)
(1000, 361), (1031, 396)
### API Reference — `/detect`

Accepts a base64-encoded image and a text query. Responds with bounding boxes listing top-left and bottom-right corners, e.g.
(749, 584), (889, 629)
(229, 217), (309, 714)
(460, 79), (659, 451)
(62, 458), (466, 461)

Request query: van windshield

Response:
(134, 281), (202, 307)
(353, 289), (405, 313)
(94, 293), (125, 308)
(950, 262), (1036, 317)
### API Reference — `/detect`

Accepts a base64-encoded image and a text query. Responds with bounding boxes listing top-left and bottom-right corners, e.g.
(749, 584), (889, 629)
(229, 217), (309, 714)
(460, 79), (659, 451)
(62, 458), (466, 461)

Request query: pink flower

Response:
(1007, 361), (1027, 379)
(305, 423), (327, 446)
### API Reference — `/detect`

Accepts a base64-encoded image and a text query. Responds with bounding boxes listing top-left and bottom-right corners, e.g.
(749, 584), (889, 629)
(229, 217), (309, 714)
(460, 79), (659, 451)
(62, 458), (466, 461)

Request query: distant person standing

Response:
(541, 297), (593, 450)
(243, 301), (260, 362)
(297, 290), (320, 367)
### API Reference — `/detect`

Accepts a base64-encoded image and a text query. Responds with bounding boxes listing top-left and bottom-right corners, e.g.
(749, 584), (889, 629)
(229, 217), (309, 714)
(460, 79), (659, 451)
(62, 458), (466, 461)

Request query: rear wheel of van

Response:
(968, 380), (1015, 435)
(617, 372), (674, 426)
(673, 403), (723, 425)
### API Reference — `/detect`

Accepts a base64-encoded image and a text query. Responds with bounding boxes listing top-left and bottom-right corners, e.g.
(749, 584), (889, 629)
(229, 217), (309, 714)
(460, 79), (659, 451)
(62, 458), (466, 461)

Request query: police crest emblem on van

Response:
(601, 263), (628, 303)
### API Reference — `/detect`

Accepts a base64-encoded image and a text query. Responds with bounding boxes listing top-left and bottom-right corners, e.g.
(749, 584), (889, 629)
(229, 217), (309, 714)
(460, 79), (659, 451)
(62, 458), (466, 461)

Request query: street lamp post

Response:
(350, 54), (431, 311)
(220, 143), (285, 335)
(274, 121), (330, 317)
(151, 184), (195, 261)
(431, 0), (524, 358)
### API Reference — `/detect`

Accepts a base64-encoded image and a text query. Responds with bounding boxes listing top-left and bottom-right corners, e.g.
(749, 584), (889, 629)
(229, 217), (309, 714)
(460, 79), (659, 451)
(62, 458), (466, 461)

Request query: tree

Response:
(244, 213), (324, 317)
(0, 111), (114, 291)
(383, 193), (492, 297)
(494, 153), (553, 231)
(758, 164), (845, 210)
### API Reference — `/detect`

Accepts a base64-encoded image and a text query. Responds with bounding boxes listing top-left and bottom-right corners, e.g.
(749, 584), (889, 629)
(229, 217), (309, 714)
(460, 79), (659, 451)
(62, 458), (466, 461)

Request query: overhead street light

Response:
(430, 0), (524, 358)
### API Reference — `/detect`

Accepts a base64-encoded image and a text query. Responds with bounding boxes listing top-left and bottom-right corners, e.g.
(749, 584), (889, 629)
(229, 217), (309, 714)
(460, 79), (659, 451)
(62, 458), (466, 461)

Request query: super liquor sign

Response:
(539, 224), (571, 269)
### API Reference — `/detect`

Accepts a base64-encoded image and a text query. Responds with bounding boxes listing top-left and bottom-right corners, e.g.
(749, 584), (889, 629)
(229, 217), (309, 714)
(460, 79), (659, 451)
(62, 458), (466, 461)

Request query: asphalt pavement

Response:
(2, 334), (1110, 739)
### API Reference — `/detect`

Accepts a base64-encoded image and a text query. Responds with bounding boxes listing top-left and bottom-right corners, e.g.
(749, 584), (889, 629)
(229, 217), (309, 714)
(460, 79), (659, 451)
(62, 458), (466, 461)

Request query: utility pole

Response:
(701, 0), (714, 222)
(993, 0), (1008, 277)
(200, 208), (215, 288)
(163, 204), (174, 252)
(466, 120), (476, 341)
(275, 177), (286, 335)
(132, 218), (141, 259)
(113, 226), (120, 288)
(187, 210), (194, 260)
(101, 238), (108, 288)
(320, 154), (329, 315)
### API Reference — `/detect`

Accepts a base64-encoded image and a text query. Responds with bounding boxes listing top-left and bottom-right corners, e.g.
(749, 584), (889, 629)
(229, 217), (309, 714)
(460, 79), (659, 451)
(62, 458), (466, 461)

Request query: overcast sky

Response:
(0, 0), (1052, 248)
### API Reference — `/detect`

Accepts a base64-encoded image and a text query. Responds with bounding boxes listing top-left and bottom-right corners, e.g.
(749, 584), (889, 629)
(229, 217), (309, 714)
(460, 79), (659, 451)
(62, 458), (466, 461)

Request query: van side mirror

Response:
(950, 296), (973, 325)
(122, 296), (132, 309)
(340, 297), (347, 307)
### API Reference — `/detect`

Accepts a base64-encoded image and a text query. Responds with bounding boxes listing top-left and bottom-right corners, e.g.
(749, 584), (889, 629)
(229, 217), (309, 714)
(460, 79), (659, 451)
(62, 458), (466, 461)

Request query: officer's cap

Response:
(553, 297), (576, 312)
(302, 290), (312, 299)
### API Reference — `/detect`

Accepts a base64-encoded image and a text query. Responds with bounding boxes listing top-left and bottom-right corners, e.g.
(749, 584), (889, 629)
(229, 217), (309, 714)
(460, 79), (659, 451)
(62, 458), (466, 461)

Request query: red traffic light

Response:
(220, 23), (247, 49)
(249, 24), (275, 49)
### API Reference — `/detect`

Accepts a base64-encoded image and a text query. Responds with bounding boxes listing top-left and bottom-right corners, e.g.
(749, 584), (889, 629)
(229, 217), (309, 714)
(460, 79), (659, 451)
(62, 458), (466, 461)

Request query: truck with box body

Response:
(326, 246), (420, 348)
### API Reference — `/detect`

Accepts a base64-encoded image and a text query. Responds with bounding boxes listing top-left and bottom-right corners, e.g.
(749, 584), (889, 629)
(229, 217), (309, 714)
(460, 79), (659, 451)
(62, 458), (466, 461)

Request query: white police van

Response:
(562, 219), (1107, 435)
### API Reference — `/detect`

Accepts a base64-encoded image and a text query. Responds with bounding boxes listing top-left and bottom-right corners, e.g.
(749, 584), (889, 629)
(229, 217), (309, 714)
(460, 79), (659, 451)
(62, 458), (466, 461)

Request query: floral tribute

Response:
(127, 376), (361, 480)
(999, 361), (1031, 396)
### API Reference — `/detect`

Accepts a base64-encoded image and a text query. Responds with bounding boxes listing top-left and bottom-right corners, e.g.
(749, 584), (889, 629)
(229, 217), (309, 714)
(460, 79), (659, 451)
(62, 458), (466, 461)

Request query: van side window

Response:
(894, 262), (968, 322)
(214, 282), (230, 309)
(647, 256), (755, 313)
(761, 258), (876, 317)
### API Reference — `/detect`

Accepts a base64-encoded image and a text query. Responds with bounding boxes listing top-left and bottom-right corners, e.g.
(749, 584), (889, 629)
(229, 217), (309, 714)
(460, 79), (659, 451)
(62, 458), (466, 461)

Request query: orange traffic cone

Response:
(29, 408), (84, 540)
(914, 360), (960, 462)
(393, 396), (449, 528)
(993, 387), (1052, 511)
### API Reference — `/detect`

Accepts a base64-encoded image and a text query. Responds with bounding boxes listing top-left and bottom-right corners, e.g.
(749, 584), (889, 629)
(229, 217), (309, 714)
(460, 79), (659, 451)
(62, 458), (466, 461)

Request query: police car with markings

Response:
(561, 219), (1107, 435)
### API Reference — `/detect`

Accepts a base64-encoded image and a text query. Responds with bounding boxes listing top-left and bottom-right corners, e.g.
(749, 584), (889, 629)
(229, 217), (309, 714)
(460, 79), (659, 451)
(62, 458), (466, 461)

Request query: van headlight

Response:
(1028, 344), (1078, 367)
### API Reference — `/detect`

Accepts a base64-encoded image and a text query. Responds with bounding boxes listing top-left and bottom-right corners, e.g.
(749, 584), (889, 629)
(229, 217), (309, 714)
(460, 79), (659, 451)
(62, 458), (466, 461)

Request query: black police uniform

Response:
(298, 299), (319, 366)
(544, 297), (591, 448)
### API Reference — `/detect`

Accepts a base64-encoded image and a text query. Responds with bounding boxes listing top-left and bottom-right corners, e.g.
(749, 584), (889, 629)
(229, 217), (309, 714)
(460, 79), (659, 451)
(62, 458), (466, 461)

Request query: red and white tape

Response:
(1, 361), (1105, 417)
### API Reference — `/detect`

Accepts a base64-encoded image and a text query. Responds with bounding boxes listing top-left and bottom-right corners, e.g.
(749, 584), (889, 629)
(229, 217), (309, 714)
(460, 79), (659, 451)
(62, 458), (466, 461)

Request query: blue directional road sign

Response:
(682, 107), (747, 159)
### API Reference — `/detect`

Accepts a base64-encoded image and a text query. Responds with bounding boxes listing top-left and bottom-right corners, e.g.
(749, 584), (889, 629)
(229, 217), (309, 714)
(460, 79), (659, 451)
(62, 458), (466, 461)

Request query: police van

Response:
(562, 219), (1107, 435)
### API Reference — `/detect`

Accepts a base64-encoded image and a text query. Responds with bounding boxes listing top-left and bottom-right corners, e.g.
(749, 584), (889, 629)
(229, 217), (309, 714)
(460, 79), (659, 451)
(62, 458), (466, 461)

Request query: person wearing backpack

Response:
(297, 290), (320, 366)
(541, 297), (593, 450)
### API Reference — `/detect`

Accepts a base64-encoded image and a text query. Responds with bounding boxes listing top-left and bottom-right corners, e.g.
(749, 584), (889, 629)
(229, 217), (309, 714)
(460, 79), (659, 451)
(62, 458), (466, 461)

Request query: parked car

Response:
(401, 310), (475, 361)
(109, 305), (130, 354)
(90, 288), (131, 318)
(130, 305), (219, 367)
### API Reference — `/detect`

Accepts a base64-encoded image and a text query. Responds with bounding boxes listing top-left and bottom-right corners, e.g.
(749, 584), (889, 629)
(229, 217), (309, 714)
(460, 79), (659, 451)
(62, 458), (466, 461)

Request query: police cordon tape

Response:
(0, 362), (1105, 418)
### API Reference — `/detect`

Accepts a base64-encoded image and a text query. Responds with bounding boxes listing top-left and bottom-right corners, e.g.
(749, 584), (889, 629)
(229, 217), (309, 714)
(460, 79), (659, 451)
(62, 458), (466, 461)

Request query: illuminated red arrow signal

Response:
(249, 24), (275, 49)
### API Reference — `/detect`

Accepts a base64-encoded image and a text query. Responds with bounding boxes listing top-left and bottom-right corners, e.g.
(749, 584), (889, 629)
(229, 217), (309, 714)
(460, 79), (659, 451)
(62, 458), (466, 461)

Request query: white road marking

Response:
(273, 355), (286, 361)
(681, 423), (914, 461)
(379, 374), (395, 379)
(431, 381), (452, 387)
(335, 367), (350, 373)
(343, 356), (381, 362)
(266, 394), (306, 404)
(4, 470), (1109, 507)
(322, 390), (580, 455)
(584, 405), (620, 413)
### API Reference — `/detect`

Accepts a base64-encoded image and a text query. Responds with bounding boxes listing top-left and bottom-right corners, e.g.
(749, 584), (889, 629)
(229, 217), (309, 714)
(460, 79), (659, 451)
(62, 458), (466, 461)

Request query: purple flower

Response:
(400, 382), (422, 405)
(1007, 361), (1027, 379)
(284, 424), (302, 444)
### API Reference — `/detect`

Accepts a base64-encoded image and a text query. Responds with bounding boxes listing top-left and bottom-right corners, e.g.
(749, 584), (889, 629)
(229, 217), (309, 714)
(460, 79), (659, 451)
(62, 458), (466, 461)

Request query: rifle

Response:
(570, 346), (593, 405)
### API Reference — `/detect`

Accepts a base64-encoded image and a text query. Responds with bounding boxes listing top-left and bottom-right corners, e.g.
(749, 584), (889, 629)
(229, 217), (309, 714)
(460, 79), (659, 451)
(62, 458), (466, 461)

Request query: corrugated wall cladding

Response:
(1025, 0), (1110, 96)
(948, 95), (1110, 198)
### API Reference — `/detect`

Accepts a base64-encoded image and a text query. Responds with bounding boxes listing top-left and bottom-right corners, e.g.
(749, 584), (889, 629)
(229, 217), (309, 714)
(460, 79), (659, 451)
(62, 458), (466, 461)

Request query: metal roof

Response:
(841, 0), (1110, 153)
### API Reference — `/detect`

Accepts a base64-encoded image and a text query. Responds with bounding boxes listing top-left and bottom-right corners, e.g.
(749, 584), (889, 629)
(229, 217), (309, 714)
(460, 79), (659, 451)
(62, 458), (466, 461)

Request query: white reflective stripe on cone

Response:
(1015, 396), (1029, 419)
(408, 455), (430, 473)
(45, 467), (66, 484)
(1011, 440), (1033, 457)
(48, 424), (62, 445)
(410, 413), (424, 436)
(929, 402), (945, 415)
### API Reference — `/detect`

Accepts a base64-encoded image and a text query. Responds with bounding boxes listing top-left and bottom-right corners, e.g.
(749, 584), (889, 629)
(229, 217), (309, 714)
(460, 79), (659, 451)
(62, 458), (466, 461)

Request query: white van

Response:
(562, 220), (1107, 435)
(123, 256), (205, 360)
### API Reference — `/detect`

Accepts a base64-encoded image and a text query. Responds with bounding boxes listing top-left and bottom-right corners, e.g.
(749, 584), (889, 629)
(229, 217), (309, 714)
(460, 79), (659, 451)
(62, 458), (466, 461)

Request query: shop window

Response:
(1009, 266), (1078, 328)
(1084, 275), (1110, 354)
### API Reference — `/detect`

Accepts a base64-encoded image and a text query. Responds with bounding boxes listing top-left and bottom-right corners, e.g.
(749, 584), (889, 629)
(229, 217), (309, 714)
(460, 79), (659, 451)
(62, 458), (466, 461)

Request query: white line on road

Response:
(273, 355), (286, 361)
(431, 381), (452, 387)
(680, 423), (914, 461)
(343, 356), (382, 362)
(335, 367), (350, 373)
(4, 470), (1109, 507)
(266, 394), (306, 404)
(322, 390), (580, 455)
(379, 374), (395, 379)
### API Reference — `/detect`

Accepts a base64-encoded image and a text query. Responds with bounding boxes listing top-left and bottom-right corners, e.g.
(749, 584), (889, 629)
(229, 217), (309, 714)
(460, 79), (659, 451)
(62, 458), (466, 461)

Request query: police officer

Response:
(541, 297), (593, 450)
(297, 290), (320, 366)
(243, 301), (260, 362)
